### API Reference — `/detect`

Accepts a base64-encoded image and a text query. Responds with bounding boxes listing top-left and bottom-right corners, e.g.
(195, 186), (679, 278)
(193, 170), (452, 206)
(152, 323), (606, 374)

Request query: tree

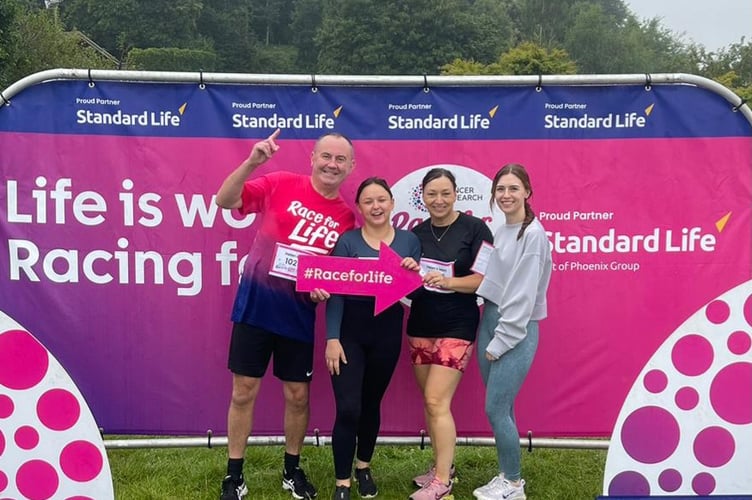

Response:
(60, 0), (206, 60)
(563, 3), (626, 73)
(497, 41), (577, 75)
(441, 41), (577, 75)
(440, 58), (490, 75)
(315, 0), (514, 74)
(197, 0), (256, 71)
(557, 2), (699, 74)
(511, 0), (580, 48)
(0, 0), (22, 88)
(290, 0), (323, 72)
(701, 38), (752, 102)
(459, 0), (515, 64)
(1, 6), (114, 89)
(251, 0), (294, 46)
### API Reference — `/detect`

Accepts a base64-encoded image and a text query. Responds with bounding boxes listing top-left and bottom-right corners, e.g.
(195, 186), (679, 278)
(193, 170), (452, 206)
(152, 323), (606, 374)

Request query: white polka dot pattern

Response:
(603, 280), (752, 496)
(0, 310), (114, 499)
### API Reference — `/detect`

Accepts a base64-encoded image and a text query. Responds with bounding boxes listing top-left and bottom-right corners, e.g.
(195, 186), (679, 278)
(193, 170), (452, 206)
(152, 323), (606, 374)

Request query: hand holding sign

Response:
(296, 242), (422, 314)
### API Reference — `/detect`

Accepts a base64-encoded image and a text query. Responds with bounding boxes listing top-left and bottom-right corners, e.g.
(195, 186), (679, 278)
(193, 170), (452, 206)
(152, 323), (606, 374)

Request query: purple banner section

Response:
(1, 80), (751, 437)
(1, 81), (748, 139)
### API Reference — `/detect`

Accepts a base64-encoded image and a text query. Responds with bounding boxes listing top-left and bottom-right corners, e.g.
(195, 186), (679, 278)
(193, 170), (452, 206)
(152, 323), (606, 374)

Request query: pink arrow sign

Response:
(296, 241), (422, 314)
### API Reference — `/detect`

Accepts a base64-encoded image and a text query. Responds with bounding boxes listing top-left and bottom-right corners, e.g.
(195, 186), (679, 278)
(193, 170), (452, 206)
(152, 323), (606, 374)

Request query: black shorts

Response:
(227, 323), (314, 382)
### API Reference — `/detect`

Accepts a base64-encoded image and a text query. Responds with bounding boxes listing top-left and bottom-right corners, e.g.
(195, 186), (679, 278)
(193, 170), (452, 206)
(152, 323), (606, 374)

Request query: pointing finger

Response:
(268, 128), (281, 151)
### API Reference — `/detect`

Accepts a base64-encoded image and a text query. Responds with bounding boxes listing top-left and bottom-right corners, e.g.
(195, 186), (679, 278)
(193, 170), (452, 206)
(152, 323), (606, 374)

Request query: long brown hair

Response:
(491, 164), (535, 240)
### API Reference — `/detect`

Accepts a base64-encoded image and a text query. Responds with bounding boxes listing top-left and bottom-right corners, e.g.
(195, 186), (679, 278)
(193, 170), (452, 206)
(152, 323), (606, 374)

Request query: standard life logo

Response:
(231, 103), (342, 130)
(75, 99), (187, 128)
(543, 102), (655, 129)
(387, 104), (500, 130)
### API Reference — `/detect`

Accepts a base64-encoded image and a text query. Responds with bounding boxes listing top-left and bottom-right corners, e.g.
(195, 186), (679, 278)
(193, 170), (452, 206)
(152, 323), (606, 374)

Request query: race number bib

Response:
(269, 243), (313, 281)
(470, 241), (494, 275)
(419, 257), (455, 294)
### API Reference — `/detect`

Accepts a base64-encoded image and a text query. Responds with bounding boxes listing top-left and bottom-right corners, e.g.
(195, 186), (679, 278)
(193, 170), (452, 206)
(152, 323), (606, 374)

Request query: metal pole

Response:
(103, 434), (609, 450)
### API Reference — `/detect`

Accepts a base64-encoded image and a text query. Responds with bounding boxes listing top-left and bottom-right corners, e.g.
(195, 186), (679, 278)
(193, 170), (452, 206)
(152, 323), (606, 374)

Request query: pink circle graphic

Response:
(692, 472), (716, 495)
(0, 330), (49, 390)
(608, 471), (650, 496)
(37, 388), (80, 431)
(644, 369), (668, 393)
(66, 497), (95, 500)
(705, 299), (730, 324)
(744, 293), (752, 327)
(16, 460), (59, 500)
(60, 440), (103, 482)
(728, 330), (751, 355)
(710, 362), (752, 424)
(658, 468), (682, 492)
(671, 334), (714, 376)
(14, 425), (39, 450)
(0, 395), (13, 419)
(621, 406), (680, 464)
(0, 470), (7, 492)
(675, 386), (699, 411)
(0, 430), (5, 456)
(693, 426), (735, 467)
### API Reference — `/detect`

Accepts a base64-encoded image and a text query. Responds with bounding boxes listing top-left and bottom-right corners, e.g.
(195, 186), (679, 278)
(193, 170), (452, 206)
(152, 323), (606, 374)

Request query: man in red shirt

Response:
(215, 129), (356, 500)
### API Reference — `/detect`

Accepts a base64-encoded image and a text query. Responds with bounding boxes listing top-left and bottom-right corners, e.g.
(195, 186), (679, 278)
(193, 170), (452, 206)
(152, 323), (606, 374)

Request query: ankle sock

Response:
(227, 458), (244, 480)
(284, 452), (300, 474)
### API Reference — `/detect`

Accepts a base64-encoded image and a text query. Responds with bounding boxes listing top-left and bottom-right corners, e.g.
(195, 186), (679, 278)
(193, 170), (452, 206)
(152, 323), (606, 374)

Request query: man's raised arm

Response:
(216, 128), (281, 209)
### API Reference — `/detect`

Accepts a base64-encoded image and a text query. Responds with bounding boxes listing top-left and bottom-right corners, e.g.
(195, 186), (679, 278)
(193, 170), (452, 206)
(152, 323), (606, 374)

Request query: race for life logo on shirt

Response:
(390, 164), (494, 231)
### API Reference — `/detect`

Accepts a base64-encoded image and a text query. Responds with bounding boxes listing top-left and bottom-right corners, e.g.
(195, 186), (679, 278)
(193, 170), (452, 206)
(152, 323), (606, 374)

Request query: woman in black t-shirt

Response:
(406, 168), (493, 500)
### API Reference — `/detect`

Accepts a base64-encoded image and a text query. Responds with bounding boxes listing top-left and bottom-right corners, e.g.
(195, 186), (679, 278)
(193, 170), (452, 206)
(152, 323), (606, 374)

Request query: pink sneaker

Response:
(412, 464), (457, 488)
(409, 477), (453, 500)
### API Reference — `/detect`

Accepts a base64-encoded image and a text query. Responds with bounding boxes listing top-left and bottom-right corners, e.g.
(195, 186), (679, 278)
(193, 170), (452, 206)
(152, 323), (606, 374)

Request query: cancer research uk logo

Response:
(390, 164), (494, 231)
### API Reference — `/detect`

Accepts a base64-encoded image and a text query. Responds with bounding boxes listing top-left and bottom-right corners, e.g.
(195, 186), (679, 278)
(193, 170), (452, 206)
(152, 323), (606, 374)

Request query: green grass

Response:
(107, 442), (607, 499)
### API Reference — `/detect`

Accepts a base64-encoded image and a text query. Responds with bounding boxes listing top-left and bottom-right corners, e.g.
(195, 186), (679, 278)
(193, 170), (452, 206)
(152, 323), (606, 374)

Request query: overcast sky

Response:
(625, 0), (751, 51)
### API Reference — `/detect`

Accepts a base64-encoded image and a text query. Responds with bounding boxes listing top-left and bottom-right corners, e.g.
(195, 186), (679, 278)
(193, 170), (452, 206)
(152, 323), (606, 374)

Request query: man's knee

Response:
(231, 375), (261, 407)
(283, 382), (310, 409)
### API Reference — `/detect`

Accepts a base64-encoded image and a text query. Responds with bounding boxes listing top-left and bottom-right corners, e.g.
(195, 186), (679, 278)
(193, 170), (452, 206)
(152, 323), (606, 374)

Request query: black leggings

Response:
(331, 300), (403, 479)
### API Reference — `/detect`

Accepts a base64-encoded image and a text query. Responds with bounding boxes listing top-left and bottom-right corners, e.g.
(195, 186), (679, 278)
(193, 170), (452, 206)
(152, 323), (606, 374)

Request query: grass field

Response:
(107, 441), (607, 499)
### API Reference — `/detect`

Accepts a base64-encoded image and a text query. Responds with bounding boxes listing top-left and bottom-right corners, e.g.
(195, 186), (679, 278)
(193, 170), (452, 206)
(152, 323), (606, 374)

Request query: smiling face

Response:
(422, 175), (457, 223)
(357, 182), (394, 229)
(494, 172), (529, 224)
(310, 134), (355, 197)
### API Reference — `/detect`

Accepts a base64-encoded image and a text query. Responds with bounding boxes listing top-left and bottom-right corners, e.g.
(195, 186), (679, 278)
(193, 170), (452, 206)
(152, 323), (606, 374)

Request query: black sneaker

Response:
(220, 474), (248, 500)
(332, 485), (351, 500)
(283, 467), (318, 499)
(354, 467), (378, 498)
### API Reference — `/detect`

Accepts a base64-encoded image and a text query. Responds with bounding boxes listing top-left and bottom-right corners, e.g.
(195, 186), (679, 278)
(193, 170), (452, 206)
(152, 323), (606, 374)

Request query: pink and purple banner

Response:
(1, 78), (750, 439)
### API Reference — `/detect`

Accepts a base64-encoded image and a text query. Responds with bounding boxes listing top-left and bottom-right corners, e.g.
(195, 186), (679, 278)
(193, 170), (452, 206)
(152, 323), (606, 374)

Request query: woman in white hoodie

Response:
(473, 164), (552, 500)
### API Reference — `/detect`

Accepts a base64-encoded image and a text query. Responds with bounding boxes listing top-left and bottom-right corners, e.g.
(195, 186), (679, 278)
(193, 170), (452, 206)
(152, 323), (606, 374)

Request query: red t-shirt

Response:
(230, 171), (355, 342)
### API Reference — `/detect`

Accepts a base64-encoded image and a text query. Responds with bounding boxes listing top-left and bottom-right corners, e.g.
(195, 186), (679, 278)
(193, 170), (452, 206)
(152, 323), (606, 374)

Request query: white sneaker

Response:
(472, 474), (504, 498)
(475, 477), (526, 500)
